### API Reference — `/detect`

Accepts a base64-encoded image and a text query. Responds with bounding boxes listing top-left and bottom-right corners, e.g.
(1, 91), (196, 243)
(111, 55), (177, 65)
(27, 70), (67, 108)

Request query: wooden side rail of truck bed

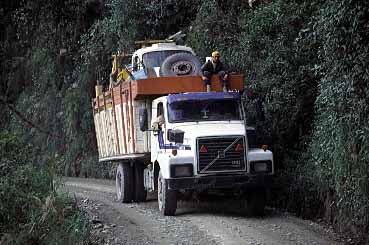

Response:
(93, 74), (244, 110)
(92, 74), (244, 161)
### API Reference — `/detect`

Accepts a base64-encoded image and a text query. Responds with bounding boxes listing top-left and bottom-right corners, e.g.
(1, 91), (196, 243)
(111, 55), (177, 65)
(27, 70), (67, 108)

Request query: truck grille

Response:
(197, 136), (246, 173)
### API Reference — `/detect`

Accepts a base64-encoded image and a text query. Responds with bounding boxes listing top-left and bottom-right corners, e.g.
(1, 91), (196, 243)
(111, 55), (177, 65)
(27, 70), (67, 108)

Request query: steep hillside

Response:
(1, 0), (368, 242)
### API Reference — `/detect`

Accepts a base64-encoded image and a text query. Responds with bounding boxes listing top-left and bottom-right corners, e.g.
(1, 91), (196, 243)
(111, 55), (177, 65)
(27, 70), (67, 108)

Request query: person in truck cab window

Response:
(152, 102), (165, 133)
(201, 51), (229, 92)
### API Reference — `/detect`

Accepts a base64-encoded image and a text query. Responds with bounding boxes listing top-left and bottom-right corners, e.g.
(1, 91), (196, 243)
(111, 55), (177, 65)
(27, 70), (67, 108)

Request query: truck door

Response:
(151, 101), (165, 161)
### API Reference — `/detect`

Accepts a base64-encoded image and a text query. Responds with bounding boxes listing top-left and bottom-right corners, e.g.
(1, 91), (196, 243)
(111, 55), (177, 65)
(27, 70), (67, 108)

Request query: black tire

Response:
(158, 170), (177, 216)
(116, 163), (133, 203)
(160, 52), (201, 76)
(245, 189), (266, 216)
(134, 161), (147, 202)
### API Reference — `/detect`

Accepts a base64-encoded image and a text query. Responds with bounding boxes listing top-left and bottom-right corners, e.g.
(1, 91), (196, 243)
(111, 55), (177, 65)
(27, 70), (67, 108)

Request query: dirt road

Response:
(64, 177), (342, 245)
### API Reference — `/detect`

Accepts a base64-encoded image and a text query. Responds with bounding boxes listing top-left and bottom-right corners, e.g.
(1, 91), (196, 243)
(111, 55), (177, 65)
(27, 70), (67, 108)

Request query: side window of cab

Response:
(157, 102), (163, 118)
(133, 55), (139, 71)
(152, 102), (165, 133)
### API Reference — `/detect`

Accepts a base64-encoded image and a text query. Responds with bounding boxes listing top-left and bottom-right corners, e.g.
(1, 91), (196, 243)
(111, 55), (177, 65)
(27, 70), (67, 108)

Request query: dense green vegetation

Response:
(1, 0), (368, 242)
(0, 132), (89, 244)
(1, 1), (96, 242)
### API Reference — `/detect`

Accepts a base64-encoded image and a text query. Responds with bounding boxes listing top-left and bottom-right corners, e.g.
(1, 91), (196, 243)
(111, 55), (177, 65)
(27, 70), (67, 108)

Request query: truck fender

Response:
(154, 160), (170, 183)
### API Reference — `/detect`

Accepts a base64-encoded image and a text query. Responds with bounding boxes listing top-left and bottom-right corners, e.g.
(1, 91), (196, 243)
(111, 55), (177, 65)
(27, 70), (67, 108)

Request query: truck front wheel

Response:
(116, 163), (133, 203)
(158, 170), (177, 216)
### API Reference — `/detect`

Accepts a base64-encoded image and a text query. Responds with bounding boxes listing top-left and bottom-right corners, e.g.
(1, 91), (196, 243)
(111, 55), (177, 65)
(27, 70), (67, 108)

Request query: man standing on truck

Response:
(201, 51), (229, 92)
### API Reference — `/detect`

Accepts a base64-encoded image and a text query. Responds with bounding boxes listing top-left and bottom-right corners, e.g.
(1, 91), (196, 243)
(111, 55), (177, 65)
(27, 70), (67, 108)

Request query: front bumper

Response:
(167, 174), (273, 190)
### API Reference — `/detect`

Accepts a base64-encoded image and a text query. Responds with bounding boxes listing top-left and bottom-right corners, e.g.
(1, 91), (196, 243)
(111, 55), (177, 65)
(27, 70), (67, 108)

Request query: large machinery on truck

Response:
(92, 40), (274, 216)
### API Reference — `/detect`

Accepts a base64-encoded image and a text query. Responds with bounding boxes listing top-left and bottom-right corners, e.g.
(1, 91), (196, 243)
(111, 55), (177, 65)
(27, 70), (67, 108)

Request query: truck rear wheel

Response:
(245, 188), (266, 216)
(134, 161), (147, 202)
(116, 163), (133, 203)
(158, 170), (177, 216)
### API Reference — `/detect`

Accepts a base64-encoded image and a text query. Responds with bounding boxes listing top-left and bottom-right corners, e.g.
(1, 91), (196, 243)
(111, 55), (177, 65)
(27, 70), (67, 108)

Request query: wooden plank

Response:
(103, 92), (112, 157)
(113, 86), (122, 105)
(96, 94), (104, 157)
(105, 96), (112, 105)
(111, 89), (120, 154)
(119, 83), (128, 154)
(129, 81), (136, 153)
(124, 89), (131, 153)
(94, 115), (101, 157)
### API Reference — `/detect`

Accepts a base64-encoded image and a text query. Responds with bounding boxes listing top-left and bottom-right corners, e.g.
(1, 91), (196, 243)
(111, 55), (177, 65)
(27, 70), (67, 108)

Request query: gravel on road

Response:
(63, 177), (343, 245)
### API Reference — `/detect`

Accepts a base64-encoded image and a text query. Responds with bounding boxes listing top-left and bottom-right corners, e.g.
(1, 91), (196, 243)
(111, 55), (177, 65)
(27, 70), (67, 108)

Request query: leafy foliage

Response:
(307, 0), (369, 234)
(1, 0), (368, 241)
(189, 0), (320, 170)
(0, 132), (89, 244)
(187, 0), (368, 240)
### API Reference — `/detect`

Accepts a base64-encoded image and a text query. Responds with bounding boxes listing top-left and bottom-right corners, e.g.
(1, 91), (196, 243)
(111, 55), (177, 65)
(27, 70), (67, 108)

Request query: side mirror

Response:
(139, 108), (148, 131)
(167, 129), (184, 144)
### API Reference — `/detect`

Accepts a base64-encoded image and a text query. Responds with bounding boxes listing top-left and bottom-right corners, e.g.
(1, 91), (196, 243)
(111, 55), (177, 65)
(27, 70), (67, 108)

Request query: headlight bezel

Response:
(170, 164), (193, 178)
(249, 160), (272, 174)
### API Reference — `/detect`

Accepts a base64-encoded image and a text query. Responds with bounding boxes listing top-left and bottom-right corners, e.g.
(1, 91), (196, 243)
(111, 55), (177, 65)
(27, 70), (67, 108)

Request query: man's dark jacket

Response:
(201, 60), (229, 74)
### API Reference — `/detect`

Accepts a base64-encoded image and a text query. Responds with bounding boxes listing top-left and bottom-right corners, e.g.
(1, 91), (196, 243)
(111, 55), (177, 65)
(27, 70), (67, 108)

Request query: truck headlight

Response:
(170, 164), (193, 177)
(250, 161), (272, 173)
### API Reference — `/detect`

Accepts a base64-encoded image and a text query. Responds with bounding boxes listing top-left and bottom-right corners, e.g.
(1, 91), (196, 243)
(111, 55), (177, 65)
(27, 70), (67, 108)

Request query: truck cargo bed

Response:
(92, 75), (244, 162)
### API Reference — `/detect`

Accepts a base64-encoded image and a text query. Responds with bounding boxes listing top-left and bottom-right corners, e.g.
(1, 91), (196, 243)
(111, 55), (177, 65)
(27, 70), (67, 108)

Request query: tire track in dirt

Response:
(64, 177), (342, 245)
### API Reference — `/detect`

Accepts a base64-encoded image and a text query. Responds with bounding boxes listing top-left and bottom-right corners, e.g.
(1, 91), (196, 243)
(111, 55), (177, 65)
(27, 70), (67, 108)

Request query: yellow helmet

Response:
(212, 51), (220, 57)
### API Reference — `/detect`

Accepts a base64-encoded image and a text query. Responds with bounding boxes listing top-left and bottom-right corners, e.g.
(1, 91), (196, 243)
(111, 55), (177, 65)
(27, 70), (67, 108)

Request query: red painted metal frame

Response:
(119, 83), (128, 153)
(111, 88), (120, 154)
(124, 89), (131, 152)
(103, 92), (109, 155)
(129, 81), (136, 153)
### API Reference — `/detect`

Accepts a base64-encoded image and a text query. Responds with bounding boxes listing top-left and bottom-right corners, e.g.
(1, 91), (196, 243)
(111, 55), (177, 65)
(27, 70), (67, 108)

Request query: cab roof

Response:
(132, 43), (195, 58)
(167, 92), (240, 104)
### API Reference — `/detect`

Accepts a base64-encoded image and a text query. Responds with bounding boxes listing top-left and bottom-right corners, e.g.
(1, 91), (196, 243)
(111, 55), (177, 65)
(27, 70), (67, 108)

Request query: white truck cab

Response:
(139, 92), (274, 215)
(131, 42), (201, 78)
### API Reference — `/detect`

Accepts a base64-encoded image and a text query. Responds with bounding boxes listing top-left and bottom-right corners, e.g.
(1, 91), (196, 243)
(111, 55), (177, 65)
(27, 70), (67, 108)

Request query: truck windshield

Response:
(143, 50), (191, 68)
(168, 100), (241, 123)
